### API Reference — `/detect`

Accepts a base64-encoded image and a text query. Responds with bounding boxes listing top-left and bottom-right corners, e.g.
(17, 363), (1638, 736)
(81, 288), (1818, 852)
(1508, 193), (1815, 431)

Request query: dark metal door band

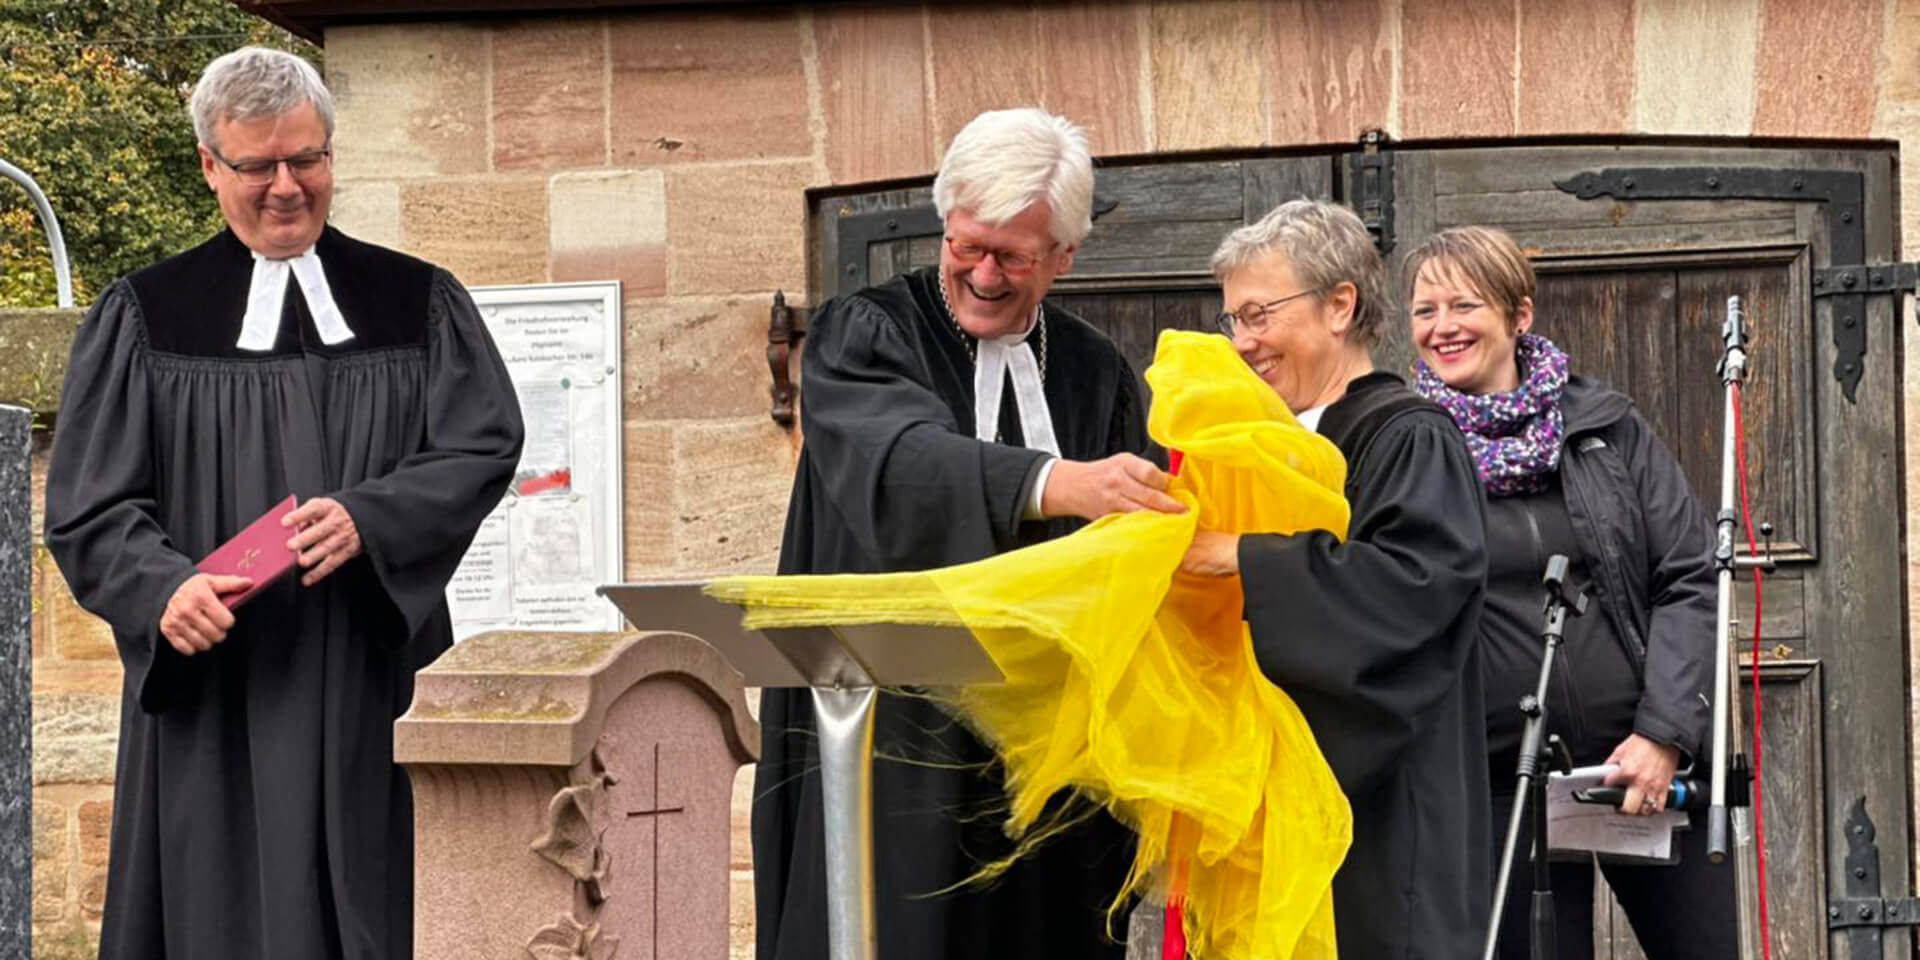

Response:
(1829, 798), (1920, 958)
(1552, 166), (1886, 403)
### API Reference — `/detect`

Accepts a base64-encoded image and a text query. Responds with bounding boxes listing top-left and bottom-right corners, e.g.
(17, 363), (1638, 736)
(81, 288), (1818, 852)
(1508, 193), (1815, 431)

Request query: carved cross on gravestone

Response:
(595, 671), (742, 960)
(621, 741), (689, 958)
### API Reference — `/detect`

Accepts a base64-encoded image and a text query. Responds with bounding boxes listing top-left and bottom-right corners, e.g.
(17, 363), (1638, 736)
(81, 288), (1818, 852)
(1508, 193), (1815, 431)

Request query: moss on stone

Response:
(406, 692), (581, 722)
(32, 928), (97, 960)
(0, 308), (81, 424)
(425, 631), (632, 675)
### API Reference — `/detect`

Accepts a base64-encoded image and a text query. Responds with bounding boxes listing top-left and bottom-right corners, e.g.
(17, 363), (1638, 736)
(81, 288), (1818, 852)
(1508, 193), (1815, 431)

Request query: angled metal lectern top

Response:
(600, 581), (1002, 960)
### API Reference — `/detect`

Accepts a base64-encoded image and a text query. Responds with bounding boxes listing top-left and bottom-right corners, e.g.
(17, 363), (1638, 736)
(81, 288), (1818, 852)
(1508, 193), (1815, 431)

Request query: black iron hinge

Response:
(1346, 130), (1395, 254)
(1555, 165), (1875, 403)
(1813, 262), (1920, 298)
(1829, 897), (1920, 929)
(1828, 798), (1920, 956)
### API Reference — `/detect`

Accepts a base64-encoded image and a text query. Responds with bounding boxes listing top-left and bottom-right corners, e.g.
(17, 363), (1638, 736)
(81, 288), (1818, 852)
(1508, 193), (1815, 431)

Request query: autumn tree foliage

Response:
(0, 1), (315, 305)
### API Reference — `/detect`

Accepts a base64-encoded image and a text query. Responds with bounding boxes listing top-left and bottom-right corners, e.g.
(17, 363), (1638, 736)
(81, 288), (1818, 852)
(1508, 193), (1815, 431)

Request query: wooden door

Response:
(1379, 144), (1904, 960)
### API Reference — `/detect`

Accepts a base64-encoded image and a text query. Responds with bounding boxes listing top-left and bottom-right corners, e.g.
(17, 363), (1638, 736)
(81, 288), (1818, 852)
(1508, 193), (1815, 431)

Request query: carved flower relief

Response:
(531, 746), (619, 905)
(526, 913), (620, 960)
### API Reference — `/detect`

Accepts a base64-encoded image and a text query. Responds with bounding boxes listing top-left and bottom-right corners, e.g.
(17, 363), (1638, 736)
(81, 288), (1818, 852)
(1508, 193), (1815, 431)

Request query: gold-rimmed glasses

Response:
(944, 236), (1056, 276)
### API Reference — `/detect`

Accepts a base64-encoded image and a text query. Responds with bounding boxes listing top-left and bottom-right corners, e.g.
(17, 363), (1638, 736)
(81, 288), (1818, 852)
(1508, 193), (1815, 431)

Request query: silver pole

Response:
(1707, 294), (1747, 859)
(813, 683), (879, 960)
(0, 159), (73, 308)
(1710, 294), (1764, 960)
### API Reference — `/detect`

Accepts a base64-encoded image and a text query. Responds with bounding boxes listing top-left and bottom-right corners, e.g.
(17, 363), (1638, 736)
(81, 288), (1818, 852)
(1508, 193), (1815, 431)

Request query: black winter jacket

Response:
(1553, 376), (1718, 761)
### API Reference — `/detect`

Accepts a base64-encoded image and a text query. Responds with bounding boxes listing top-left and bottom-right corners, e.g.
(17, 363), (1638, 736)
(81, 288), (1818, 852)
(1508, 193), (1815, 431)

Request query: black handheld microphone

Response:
(1571, 777), (1707, 812)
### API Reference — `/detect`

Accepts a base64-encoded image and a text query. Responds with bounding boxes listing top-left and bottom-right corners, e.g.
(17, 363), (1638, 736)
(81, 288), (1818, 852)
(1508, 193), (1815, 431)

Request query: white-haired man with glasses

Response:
(755, 107), (1181, 960)
(45, 47), (523, 960)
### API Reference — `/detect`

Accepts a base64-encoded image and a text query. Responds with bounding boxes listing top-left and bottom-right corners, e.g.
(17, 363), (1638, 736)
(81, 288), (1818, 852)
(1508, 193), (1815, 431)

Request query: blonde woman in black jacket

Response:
(1404, 225), (1735, 960)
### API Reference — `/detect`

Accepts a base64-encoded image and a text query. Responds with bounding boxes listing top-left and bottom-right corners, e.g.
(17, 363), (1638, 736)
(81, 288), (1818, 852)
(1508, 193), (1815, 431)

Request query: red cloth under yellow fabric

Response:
(708, 331), (1354, 960)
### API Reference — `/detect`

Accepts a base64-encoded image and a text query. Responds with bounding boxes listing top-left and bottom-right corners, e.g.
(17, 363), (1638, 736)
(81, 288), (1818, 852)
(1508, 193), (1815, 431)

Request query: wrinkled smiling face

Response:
(199, 101), (333, 259)
(939, 204), (1075, 340)
(1222, 252), (1345, 414)
(1409, 261), (1531, 395)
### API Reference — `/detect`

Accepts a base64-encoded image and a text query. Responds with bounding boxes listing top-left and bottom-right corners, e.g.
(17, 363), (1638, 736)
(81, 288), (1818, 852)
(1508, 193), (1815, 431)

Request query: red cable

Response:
(1732, 383), (1773, 959)
(1164, 447), (1188, 960)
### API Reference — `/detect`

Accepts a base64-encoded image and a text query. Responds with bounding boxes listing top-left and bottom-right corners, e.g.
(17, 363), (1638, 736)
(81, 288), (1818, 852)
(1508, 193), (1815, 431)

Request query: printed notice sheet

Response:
(1546, 764), (1689, 863)
(447, 282), (624, 639)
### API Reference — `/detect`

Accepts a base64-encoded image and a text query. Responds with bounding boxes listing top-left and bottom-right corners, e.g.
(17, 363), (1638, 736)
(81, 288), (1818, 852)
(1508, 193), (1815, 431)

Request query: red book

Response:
(195, 495), (300, 610)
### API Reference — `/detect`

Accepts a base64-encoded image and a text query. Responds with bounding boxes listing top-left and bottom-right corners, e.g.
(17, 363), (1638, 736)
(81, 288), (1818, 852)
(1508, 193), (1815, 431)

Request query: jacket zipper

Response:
(1561, 439), (1647, 674)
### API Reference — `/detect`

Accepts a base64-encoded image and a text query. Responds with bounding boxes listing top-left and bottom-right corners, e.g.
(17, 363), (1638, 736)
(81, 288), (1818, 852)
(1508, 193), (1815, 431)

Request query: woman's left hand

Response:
(1179, 531), (1241, 577)
(1603, 734), (1682, 816)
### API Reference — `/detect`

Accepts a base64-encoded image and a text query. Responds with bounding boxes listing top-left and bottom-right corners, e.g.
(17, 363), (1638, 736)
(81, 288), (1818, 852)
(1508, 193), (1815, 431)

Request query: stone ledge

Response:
(395, 629), (759, 768)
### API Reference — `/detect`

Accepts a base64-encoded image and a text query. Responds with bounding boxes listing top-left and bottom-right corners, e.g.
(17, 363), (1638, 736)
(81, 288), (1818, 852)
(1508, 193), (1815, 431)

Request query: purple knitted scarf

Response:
(1414, 333), (1570, 497)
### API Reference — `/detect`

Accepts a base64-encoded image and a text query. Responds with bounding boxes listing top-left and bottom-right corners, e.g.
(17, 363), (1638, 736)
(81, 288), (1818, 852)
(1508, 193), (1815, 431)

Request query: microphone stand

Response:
(1483, 554), (1587, 960)
(1707, 295), (1748, 861)
(1711, 296), (1767, 959)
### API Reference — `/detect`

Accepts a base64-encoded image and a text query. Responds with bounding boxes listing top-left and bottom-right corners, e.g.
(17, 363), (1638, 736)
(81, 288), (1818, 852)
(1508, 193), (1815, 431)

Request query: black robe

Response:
(44, 227), (523, 960)
(1237, 372), (1491, 959)
(755, 266), (1144, 960)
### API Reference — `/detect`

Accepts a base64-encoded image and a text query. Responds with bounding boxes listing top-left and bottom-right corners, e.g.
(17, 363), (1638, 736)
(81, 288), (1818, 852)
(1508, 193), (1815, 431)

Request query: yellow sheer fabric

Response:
(708, 331), (1354, 960)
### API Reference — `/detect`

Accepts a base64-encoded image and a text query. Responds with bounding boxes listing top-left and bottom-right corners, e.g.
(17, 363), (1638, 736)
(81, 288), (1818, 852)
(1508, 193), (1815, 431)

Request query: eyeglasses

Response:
(1214, 288), (1321, 335)
(210, 147), (332, 186)
(945, 236), (1056, 276)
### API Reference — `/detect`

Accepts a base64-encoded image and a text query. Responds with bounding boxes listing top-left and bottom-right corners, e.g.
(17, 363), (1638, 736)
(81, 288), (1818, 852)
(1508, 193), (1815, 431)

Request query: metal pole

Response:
(1710, 294), (1764, 960)
(1706, 295), (1744, 859)
(1484, 555), (1584, 960)
(0, 159), (73, 308)
(813, 683), (879, 960)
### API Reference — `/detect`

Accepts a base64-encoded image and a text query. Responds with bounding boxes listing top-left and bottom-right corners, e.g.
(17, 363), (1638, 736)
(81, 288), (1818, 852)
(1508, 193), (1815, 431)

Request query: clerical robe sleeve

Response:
(332, 271), (523, 641)
(1237, 413), (1488, 793)
(45, 282), (200, 706)
(798, 294), (1049, 568)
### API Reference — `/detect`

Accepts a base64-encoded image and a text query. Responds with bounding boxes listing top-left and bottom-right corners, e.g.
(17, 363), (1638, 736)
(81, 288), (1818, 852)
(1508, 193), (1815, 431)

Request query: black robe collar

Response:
(1317, 370), (1443, 474)
(127, 226), (438, 358)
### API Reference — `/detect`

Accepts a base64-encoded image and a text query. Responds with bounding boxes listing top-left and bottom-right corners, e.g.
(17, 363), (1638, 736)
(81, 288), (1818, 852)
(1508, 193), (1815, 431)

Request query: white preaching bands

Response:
(237, 246), (356, 351)
(939, 274), (1060, 519)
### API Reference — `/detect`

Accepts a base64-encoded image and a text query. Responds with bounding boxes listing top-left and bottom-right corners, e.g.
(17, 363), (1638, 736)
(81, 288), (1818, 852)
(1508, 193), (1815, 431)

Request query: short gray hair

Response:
(933, 108), (1094, 249)
(1211, 199), (1389, 347)
(190, 47), (334, 152)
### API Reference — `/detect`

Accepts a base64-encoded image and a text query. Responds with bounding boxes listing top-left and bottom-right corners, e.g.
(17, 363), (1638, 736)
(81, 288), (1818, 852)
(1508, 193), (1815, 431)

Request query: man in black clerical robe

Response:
(755, 108), (1183, 960)
(44, 48), (522, 960)
(1185, 199), (1490, 958)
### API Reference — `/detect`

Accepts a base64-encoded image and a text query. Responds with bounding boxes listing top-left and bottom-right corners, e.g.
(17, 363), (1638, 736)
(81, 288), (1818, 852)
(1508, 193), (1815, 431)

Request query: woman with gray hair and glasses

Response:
(1179, 199), (1493, 959)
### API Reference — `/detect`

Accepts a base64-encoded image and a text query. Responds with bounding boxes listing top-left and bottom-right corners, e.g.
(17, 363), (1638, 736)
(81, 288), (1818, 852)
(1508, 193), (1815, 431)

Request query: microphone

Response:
(1572, 777), (1707, 812)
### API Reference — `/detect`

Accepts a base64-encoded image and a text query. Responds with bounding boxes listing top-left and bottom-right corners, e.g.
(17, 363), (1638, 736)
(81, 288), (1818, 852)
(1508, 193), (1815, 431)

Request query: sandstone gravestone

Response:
(396, 630), (757, 960)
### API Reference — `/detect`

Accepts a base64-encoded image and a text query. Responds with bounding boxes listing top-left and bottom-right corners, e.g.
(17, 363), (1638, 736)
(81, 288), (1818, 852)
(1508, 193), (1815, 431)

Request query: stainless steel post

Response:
(813, 683), (879, 960)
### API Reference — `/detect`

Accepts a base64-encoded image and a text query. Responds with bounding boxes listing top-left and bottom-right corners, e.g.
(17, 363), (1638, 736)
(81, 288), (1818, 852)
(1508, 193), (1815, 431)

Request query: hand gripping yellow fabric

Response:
(708, 330), (1354, 960)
